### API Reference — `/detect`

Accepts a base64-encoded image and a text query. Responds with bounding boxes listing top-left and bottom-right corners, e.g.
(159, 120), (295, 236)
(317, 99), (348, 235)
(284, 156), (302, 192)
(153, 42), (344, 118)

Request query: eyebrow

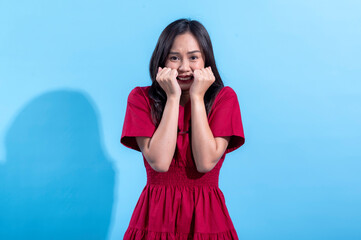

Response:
(169, 50), (201, 54)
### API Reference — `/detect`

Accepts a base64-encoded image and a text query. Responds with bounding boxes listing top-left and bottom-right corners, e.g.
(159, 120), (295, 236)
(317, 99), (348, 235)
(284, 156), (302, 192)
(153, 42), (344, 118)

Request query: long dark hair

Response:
(149, 18), (224, 127)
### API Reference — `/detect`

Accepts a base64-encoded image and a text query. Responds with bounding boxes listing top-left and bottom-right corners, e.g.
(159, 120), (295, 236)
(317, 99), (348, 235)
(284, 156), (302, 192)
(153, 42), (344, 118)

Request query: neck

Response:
(180, 90), (190, 106)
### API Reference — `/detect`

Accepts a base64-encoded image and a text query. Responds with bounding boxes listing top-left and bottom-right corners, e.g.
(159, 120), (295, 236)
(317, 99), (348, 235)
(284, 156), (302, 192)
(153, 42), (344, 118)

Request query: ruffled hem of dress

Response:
(123, 226), (239, 240)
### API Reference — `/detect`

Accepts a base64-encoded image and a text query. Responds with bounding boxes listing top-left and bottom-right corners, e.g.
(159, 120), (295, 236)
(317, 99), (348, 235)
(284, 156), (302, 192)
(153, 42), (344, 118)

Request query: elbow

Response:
(196, 161), (213, 173)
(197, 167), (209, 173)
(151, 161), (170, 173)
(144, 152), (170, 173)
(196, 155), (218, 173)
(154, 165), (169, 173)
(197, 166), (212, 173)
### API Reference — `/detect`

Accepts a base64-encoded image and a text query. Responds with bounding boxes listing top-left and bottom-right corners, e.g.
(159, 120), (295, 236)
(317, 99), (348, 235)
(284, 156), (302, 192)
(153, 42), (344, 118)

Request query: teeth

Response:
(178, 76), (192, 80)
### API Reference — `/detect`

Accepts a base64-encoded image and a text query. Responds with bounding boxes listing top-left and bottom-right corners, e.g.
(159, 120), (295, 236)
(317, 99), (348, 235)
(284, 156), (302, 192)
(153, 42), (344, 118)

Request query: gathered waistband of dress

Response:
(146, 164), (219, 187)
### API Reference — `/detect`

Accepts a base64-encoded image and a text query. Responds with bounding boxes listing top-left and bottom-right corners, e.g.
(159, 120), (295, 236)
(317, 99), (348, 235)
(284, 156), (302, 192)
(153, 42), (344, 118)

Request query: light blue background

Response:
(1, 0), (360, 239)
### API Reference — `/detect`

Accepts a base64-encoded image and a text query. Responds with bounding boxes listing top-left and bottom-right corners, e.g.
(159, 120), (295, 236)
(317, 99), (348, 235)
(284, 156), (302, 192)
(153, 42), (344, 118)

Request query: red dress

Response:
(120, 86), (245, 240)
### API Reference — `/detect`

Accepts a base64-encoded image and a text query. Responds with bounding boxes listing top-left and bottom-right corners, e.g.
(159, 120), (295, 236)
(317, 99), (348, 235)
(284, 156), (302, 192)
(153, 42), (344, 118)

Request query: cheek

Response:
(165, 61), (177, 68)
(193, 61), (205, 69)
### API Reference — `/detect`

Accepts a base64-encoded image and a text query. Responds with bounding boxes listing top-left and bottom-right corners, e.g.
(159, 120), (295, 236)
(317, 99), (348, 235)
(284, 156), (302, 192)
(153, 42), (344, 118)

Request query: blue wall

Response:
(1, 0), (360, 239)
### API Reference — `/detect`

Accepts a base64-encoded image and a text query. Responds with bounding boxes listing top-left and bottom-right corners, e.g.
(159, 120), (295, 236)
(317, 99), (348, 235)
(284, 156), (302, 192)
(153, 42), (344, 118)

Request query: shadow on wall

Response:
(0, 89), (115, 240)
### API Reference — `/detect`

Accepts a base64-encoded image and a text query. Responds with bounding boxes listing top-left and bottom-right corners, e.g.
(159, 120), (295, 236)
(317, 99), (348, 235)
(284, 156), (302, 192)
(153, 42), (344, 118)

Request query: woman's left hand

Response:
(189, 66), (216, 99)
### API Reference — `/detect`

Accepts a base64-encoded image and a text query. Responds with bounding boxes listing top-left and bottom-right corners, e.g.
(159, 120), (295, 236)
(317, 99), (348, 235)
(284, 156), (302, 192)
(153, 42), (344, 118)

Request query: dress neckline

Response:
(179, 99), (191, 108)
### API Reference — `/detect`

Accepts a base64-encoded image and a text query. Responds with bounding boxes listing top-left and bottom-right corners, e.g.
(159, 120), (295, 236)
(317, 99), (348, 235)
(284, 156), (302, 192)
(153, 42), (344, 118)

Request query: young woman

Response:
(121, 18), (245, 240)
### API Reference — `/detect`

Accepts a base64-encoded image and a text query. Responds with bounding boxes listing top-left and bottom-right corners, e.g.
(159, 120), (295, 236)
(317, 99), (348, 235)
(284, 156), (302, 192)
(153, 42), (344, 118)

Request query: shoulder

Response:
(214, 86), (238, 104)
(208, 86), (239, 114)
(128, 86), (152, 103)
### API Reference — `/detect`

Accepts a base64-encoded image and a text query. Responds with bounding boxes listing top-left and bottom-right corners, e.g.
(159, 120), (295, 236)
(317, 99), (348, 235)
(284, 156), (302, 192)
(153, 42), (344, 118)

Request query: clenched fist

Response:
(156, 67), (182, 98)
(189, 66), (216, 98)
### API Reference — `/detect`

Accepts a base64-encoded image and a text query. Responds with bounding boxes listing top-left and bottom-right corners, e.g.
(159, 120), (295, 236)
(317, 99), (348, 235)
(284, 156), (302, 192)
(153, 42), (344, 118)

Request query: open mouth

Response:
(177, 76), (193, 81)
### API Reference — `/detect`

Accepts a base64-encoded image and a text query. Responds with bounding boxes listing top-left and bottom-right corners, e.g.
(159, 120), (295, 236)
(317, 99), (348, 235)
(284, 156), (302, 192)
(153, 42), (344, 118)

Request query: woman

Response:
(121, 18), (245, 240)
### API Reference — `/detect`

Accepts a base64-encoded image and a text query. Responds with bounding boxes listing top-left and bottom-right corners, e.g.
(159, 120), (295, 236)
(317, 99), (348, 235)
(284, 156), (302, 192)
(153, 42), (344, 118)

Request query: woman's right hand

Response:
(156, 67), (181, 98)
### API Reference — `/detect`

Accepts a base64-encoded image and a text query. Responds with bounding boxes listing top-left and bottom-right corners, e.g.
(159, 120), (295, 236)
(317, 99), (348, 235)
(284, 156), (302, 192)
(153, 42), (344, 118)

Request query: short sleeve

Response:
(120, 87), (156, 152)
(208, 86), (245, 154)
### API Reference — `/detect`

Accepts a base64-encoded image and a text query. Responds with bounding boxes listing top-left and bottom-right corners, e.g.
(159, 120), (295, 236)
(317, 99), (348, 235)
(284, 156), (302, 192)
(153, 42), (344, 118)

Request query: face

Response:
(164, 32), (205, 90)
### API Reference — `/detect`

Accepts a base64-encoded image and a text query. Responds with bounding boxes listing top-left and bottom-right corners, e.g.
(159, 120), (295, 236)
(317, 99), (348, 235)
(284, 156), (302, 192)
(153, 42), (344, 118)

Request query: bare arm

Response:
(190, 95), (230, 173)
(136, 96), (180, 172)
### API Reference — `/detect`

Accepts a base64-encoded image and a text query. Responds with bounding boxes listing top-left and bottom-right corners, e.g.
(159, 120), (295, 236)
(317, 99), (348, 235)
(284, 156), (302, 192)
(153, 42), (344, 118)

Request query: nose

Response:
(178, 59), (191, 72)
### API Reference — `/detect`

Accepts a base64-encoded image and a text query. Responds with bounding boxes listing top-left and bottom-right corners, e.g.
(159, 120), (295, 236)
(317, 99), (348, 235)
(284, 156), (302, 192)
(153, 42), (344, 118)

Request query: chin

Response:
(179, 82), (192, 89)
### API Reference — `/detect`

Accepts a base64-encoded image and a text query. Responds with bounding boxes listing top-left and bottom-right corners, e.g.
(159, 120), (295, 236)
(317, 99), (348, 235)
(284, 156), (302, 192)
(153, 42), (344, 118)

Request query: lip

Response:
(178, 75), (192, 78)
(177, 76), (194, 83)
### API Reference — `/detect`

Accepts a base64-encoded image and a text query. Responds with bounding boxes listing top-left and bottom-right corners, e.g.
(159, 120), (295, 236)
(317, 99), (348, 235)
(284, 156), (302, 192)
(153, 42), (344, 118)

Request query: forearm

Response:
(190, 95), (218, 173)
(147, 96), (180, 171)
